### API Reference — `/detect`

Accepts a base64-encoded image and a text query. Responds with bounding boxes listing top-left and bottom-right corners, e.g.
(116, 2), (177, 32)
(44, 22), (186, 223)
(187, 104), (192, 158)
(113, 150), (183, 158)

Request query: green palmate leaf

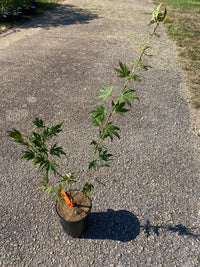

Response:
(112, 101), (129, 115)
(46, 161), (58, 176)
(30, 131), (42, 147)
(50, 143), (66, 158)
(98, 147), (112, 162)
(38, 147), (48, 155)
(34, 156), (47, 168)
(34, 156), (58, 176)
(94, 178), (105, 186)
(32, 118), (45, 128)
(131, 74), (142, 81)
(42, 121), (64, 140)
(7, 129), (29, 147)
(21, 149), (35, 160)
(114, 61), (130, 78)
(89, 105), (106, 117)
(91, 117), (105, 126)
(101, 122), (120, 141)
(99, 86), (113, 99)
(53, 184), (65, 202)
(82, 182), (94, 197)
(89, 160), (99, 170)
(42, 128), (51, 139)
(50, 122), (64, 134)
(61, 173), (76, 184)
(89, 105), (106, 126)
(119, 90), (139, 106)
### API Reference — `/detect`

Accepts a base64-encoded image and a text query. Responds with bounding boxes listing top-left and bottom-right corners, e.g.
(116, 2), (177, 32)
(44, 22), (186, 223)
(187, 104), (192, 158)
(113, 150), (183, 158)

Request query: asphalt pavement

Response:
(0, 0), (199, 266)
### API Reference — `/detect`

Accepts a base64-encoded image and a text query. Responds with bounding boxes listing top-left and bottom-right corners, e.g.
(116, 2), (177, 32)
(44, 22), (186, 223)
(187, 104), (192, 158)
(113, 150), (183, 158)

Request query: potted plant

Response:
(7, 4), (166, 237)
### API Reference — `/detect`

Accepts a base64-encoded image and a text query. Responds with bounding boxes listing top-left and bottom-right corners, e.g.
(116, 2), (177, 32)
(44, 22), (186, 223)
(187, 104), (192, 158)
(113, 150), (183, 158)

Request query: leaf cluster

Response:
(114, 61), (131, 78)
(7, 118), (70, 200)
(39, 172), (76, 202)
(98, 86), (113, 100)
(89, 106), (107, 126)
(119, 90), (139, 106)
(149, 3), (167, 25)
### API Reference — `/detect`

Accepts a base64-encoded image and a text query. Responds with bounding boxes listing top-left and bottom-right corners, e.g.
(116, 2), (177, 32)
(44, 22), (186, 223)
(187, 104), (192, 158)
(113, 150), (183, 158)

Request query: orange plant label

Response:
(61, 189), (75, 207)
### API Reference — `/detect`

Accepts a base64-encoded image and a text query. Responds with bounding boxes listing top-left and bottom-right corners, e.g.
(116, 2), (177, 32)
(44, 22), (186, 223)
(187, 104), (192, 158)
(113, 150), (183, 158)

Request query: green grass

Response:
(36, 0), (61, 12)
(154, 0), (200, 107)
(158, 0), (200, 11)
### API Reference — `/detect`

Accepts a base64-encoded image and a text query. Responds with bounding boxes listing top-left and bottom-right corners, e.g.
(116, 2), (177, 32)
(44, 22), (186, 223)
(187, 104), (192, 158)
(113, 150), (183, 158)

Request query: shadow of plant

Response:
(20, 4), (99, 29)
(81, 210), (200, 242)
(141, 219), (200, 240)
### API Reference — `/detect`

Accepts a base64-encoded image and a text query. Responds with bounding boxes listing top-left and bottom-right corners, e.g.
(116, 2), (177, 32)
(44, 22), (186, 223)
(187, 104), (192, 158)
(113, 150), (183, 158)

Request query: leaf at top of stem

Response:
(149, 4), (167, 25)
(99, 86), (113, 100)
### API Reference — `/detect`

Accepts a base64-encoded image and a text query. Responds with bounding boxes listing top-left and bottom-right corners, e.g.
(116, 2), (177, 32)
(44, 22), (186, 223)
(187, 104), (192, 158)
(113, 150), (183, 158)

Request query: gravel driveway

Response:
(0, 0), (199, 266)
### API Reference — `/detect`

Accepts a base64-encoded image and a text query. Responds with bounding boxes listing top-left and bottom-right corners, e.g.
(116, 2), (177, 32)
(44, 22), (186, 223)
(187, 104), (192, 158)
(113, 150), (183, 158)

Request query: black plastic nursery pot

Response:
(55, 192), (92, 238)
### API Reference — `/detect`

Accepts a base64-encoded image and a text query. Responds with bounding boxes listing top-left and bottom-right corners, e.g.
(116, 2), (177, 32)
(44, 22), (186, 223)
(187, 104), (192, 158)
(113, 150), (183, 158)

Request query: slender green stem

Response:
(87, 22), (160, 182)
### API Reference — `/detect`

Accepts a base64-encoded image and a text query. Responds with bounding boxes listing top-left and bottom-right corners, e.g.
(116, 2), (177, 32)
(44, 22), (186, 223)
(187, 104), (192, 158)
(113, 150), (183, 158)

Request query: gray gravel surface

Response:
(0, 0), (200, 266)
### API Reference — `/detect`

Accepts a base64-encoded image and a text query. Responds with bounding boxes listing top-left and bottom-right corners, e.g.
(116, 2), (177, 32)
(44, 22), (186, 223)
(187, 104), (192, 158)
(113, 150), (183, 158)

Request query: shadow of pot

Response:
(81, 209), (140, 242)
